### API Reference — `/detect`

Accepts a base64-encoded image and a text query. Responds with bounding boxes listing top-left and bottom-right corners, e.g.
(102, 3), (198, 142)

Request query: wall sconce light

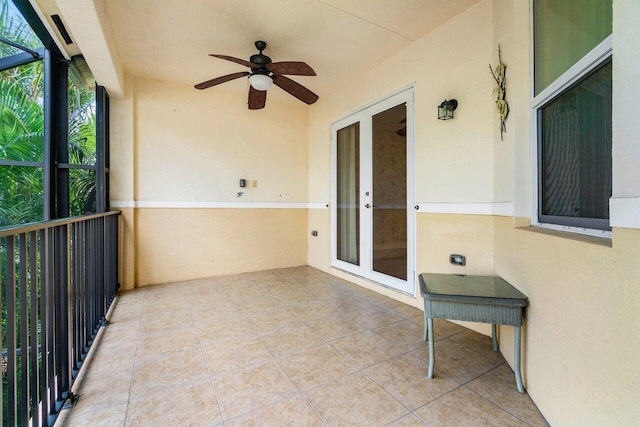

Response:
(438, 99), (458, 120)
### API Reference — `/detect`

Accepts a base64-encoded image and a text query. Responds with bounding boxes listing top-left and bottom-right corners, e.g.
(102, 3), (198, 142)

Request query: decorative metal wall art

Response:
(490, 44), (509, 140)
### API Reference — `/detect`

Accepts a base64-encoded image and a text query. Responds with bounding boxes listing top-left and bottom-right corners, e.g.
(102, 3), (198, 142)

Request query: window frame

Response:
(0, 0), (110, 228)
(530, 1), (613, 238)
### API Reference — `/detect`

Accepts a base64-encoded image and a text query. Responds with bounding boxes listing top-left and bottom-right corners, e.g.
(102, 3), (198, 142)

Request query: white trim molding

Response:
(110, 200), (135, 208)
(610, 197), (640, 229)
(308, 202), (330, 210)
(416, 202), (513, 217)
(109, 200), (330, 209)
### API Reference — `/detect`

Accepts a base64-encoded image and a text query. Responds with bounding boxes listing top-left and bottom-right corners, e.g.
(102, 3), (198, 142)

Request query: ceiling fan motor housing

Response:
(250, 40), (271, 68)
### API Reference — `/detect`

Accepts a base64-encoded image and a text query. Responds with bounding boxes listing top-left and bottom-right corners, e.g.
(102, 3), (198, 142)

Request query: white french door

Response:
(331, 88), (415, 295)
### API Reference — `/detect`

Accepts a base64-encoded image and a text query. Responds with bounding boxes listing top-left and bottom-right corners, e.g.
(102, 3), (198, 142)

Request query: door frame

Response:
(330, 85), (416, 296)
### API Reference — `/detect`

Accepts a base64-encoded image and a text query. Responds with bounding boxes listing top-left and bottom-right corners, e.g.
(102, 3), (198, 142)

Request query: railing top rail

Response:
(0, 210), (121, 237)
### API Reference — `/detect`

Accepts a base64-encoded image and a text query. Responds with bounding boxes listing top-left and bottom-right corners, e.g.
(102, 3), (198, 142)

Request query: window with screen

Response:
(533, 0), (612, 234)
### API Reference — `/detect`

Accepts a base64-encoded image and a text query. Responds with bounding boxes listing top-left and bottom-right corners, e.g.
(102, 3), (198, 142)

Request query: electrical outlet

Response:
(239, 179), (246, 188)
(311, 230), (318, 236)
(449, 254), (466, 266)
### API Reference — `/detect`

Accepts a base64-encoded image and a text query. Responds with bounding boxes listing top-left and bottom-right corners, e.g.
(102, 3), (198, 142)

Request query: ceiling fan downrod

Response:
(250, 40), (271, 68)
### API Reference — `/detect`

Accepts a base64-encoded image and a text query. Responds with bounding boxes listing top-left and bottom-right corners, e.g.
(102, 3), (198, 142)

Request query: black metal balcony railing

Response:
(1, 211), (120, 427)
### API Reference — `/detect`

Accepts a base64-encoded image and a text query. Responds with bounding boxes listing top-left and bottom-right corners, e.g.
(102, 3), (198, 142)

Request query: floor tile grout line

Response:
(122, 287), (146, 426)
(461, 383), (534, 426)
(251, 320), (331, 427)
(218, 293), (321, 424)
(316, 329), (420, 417)
(404, 362), (529, 425)
(447, 332), (510, 362)
(189, 298), (227, 427)
(459, 364), (546, 427)
(238, 273), (414, 424)
(436, 335), (508, 365)
(384, 412), (426, 426)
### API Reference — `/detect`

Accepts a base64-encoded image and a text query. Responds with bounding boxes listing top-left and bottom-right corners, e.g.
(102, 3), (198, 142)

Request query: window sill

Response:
(515, 226), (612, 248)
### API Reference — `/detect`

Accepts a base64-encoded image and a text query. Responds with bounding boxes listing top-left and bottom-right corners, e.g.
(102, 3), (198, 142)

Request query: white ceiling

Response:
(44, 0), (481, 105)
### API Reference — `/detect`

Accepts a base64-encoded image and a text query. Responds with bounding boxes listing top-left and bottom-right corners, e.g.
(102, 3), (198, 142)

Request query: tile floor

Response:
(56, 266), (548, 427)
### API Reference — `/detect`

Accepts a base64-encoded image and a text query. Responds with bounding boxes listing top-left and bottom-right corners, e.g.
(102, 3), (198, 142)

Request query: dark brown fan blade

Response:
(210, 54), (257, 69)
(273, 76), (319, 105)
(194, 72), (249, 90)
(269, 61), (316, 76)
(248, 86), (267, 110)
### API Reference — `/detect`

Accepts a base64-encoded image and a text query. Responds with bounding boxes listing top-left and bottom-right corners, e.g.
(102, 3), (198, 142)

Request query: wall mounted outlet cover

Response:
(449, 254), (466, 266)
(239, 179), (246, 188)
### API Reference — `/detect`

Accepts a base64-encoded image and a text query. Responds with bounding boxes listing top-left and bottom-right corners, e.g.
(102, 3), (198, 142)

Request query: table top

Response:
(419, 273), (528, 304)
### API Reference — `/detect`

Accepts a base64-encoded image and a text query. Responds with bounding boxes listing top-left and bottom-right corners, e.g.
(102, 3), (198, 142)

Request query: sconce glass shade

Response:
(438, 99), (458, 120)
(249, 73), (273, 91)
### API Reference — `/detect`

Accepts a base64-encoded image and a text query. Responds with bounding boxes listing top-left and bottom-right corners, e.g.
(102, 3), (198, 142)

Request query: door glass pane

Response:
(372, 104), (406, 280)
(540, 61), (612, 228)
(534, 0), (612, 95)
(336, 122), (360, 265)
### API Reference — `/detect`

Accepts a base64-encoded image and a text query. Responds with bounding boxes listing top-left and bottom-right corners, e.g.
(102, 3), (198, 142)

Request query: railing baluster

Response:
(79, 222), (86, 354)
(72, 223), (80, 373)
(99, 218), (106, 322)
(53, 225), (65, 407)
(0, 237), (3, 427)
(65, 224), (72, 392)
(29, 231), (40, 427)
(6, 235), (17, 425)
(19, 233), (30, 425)
(89, 220), (96, 335)
(79, 220), (86, 346)
(46, 227), (56, 423)
(114, 216), (120, 295)
(38, 228), (49, 425)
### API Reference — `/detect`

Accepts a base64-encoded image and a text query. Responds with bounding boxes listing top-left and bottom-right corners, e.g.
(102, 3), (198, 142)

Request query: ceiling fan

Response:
(397, 118), (406, 136)
(194, 41), (319, 110)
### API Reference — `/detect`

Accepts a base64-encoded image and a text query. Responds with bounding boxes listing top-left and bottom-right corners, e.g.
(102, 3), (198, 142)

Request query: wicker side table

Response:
(418, 273), (529, 393)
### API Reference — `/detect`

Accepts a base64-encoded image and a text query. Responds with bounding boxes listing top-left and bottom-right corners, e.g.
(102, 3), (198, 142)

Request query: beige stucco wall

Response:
(135, 208), (307, 286)
(131, 78), (309, 203)
(110, 77), (310, 286)
(495, 221), (640, 426)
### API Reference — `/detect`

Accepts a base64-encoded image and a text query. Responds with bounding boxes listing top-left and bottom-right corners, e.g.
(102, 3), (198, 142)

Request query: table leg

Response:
(423, 311), (427, 342)
(427, 317), (435, 378)
(515, 325), (524, 393)
(492, 324), (499, 351)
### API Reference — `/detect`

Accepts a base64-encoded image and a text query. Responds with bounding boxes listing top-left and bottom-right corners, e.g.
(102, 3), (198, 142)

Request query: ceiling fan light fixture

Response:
(249, 73), (273, 91)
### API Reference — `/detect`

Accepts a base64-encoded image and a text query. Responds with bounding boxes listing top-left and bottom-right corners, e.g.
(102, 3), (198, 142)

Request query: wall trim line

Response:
(416, 202), (513, 216)
(109, 200), (329, 209)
